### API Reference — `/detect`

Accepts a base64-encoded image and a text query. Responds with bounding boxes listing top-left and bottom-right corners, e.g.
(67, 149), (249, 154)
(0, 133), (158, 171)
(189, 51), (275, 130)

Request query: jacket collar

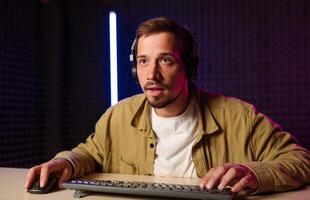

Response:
(193, 84), (220, 136)
(130, 83), (220, 136)
(130, 96), (152, 135)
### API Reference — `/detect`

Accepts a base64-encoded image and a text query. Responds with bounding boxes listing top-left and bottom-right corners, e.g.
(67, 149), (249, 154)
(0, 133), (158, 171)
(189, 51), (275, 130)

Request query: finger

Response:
(233, 171), (258, 192)
(24, 166), (41, 190)
(231, 174), (252, 192)
(40, 159), (66, 187)
(58, 167), (71, 189)
(205, 166), (228, 189)
(200, 168), (215, 188)
(217, 167), (239, 190)
(40, 163), (52, 187)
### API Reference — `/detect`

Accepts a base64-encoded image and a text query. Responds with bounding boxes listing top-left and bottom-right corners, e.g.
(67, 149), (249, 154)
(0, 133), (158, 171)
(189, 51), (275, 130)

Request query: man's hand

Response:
(200, 163), (258, 193)
(24, 158), (72, 191)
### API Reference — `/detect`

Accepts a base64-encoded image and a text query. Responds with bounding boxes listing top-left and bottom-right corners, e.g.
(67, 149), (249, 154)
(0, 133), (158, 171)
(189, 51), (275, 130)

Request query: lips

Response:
(144, 81), (166, 97)
(146, 86), (164, 90)
(145, 87), (164, 97)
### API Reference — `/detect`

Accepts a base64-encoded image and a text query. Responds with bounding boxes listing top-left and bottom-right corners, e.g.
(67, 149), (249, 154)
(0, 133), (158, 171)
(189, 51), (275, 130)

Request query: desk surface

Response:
(0, 167), (309, 200)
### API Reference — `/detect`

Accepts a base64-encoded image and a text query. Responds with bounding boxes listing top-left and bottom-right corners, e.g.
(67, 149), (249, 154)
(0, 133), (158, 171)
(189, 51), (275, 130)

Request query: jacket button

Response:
(150, 143), (154, 148)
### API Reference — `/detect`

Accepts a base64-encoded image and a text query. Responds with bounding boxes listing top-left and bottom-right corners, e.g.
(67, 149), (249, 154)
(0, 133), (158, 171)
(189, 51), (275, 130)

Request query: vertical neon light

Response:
(109, 11), (118, 106)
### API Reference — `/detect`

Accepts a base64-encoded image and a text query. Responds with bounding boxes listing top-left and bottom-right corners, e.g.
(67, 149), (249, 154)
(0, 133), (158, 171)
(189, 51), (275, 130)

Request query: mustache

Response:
(143, 81), (167, 90)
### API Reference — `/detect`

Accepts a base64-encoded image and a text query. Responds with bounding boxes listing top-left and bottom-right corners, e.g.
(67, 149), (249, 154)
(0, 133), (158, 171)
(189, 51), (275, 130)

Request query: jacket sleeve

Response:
(53, 109), (113, 178)
(243, 106), (310, 194)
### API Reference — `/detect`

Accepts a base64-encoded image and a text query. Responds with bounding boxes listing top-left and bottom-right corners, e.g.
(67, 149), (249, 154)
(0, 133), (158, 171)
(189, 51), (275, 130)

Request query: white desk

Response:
(0, 167), (309, 200)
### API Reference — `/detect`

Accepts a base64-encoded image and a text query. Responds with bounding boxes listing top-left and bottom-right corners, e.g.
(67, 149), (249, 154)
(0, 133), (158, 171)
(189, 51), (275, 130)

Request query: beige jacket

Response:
(55, 85), (310, 194)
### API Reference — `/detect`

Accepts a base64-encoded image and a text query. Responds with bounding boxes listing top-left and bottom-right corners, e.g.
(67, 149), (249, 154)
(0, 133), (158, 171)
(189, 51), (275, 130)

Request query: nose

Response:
(147, 61), (162, 81)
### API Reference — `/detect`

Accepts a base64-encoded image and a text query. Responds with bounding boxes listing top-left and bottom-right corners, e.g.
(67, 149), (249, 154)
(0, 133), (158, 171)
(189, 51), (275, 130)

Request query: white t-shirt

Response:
(151, 99), (198, 177)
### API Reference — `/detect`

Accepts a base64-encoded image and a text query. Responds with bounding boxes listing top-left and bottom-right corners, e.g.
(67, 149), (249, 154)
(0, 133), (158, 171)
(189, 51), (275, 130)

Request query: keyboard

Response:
(63, 179), (236, 199)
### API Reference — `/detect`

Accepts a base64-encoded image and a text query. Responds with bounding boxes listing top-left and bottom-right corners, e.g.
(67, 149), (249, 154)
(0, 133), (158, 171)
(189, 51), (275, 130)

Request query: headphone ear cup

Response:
(131, 63), (138, 83)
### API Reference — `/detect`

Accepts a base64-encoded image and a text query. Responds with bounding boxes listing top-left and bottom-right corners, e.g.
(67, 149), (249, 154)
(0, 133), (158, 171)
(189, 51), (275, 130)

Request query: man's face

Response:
(136, 32), (188, 109)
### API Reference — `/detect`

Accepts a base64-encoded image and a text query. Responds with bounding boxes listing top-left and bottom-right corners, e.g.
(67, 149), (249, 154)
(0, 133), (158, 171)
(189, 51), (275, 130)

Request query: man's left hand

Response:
(200, 163), (258, 193)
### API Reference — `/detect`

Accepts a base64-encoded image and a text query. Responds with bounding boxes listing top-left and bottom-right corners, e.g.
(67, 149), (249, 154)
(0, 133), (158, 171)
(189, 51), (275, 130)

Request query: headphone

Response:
(129, 37), (199, 82)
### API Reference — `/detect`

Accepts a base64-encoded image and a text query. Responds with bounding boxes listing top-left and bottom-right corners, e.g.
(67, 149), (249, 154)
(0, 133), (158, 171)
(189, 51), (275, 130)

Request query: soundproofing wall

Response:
(0, 0), (110, 167)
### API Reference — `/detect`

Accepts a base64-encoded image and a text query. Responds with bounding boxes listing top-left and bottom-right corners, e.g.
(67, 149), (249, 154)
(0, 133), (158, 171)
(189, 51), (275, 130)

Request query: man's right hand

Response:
(24, 158), (73, 191)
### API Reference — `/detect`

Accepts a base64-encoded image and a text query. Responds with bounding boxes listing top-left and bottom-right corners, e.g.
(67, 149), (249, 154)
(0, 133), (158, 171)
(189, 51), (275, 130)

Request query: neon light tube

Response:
(109, 11), (118, 106)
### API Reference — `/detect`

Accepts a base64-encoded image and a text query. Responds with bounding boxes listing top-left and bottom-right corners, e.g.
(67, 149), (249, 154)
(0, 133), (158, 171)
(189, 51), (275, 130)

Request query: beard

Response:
(143, 80), (184, 109)
(147, 95), (178, 108)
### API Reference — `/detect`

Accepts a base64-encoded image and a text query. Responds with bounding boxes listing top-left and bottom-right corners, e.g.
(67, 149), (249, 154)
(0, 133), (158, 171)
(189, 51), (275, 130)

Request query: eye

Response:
(137, 58), (149, 66)
(160, 56), (173, 65)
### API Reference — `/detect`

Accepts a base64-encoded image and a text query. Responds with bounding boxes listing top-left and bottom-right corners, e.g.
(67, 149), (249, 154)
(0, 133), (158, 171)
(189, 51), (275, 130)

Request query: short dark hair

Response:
(135, 17), (197, 65)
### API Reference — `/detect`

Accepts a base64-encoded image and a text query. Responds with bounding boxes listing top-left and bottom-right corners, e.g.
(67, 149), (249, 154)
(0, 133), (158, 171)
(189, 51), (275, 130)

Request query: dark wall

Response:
(0, 0), (309, 168)
(0, 1), (40, 166)
(36, 0), (111, 161)
(0, 0), (110, 167)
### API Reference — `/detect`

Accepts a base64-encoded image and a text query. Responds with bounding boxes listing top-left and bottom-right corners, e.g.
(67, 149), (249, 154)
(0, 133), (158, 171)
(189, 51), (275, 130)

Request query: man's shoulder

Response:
(98, 93), (146, 122)
(116, 93), (146, 106)
(199, 89), (254, 114)
(107, 93), (146, 113)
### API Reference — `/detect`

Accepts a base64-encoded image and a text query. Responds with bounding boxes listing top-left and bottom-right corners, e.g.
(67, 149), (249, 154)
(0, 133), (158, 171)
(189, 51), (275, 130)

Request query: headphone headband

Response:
(129, 38), (136, 63)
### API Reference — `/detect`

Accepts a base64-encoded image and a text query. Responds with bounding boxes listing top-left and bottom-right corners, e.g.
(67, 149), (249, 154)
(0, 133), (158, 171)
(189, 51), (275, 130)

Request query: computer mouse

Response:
(28, 175), (59, 194)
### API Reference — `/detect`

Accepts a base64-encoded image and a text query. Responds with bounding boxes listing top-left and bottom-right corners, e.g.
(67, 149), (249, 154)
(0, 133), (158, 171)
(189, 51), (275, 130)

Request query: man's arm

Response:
(25, 108), (113, 189)
(200, 105), (310, 194)
(53, 110), (113, 178)
(242, 106), (310, 193)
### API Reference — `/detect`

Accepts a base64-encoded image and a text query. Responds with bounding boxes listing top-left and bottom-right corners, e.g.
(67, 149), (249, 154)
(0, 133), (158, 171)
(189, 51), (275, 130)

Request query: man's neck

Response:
(154, 83), (191, 117)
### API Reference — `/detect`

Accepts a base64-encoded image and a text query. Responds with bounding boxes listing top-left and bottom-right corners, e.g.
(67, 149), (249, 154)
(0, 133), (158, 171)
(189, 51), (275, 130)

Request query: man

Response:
(25, 17), (310, 194)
